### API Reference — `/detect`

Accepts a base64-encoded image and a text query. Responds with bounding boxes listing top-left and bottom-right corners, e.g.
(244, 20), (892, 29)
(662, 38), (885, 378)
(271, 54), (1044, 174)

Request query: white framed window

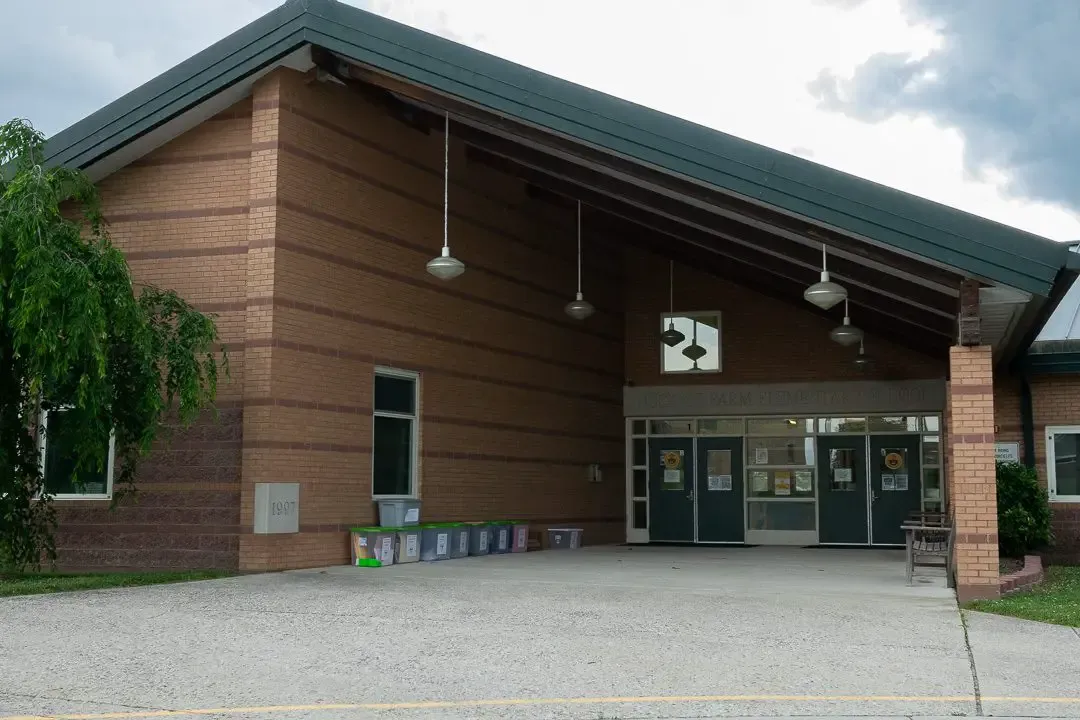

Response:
(1046, 425), (1080, 502)
(372, 367), (419, 498)
(660, 312), (722, 374)
(39, 407), (115, 500)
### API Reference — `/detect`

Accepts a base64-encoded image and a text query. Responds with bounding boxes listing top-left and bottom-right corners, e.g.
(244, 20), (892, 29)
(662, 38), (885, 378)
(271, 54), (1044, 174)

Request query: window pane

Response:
(631, 419), (646, 435)
(43, 411), (108, 496)
(868, 416), (918, 432)
(373, 415), (413, 495)
(632, 469), (647, 498)
(1053, 432), (1080, 496)
(922, 435), (941, 466)
(748, 469), (815, 498)
(661, 314), (721, 373)
(374, 374), (415, 414)
(924, 468), (942, 502)
(650, 419), (694, 435)
(748, 501), (816, 531)
(632, 439), (646, 467)
(633, 500), (648, 529)
(748, 437), (815, 466)
(828, 448), (858, 491)
(922, 416), (941, 432)
(698, 418), (744, 435)
(747, 418), (813, 435)
(817, 417), (866, 433)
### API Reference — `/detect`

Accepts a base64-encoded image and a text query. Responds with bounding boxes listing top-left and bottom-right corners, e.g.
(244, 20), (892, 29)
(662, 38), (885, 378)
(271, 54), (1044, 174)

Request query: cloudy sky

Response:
(3, 0), (1078, 241)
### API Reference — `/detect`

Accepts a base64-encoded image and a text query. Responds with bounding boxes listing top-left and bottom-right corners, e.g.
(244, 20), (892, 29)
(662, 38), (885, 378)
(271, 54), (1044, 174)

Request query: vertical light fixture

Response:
(660, 260), (685, 347)
(426, 112), (466, 280)
(829, 298), (864, 346)
(853, 338), (873, 370)
(564, 200), (595, 320)
(682, 317), (706, 368)
(804, 244), (846, 310)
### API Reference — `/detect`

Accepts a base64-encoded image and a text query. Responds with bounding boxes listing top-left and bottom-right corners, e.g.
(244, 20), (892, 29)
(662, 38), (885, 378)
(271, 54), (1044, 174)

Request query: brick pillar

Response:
(948, 345), (1000, 601)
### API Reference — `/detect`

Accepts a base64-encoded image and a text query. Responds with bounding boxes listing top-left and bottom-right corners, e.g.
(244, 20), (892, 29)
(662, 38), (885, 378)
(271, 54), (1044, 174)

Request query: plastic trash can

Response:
(419, 524), (452, 561)
(547, 527), (583, 550)
(378, 499), (421, 527)
(467, 523), (491, 556)
(395, 527), (421, 564)
(351, 527), (396, 566)
(510, 521), (530, 553)
(490, 522), (512, 554)
(448, 523), (470, 559)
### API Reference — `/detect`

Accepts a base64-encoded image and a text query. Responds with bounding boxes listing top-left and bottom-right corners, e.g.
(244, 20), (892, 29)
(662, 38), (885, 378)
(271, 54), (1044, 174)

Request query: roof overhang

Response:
(39, 0), (1080, 366)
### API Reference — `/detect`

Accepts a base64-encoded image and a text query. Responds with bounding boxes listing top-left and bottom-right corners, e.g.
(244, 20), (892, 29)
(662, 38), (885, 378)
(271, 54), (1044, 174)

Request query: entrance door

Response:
(647, 437), (695, 541)
(696, 437), (744, 542)
(817, 436), (869, 544)
(869, 435), (922, 545)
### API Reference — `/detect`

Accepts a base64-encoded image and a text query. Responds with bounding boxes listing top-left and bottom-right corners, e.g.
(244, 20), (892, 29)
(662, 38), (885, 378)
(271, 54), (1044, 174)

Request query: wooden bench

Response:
(902, 512), (954, 587)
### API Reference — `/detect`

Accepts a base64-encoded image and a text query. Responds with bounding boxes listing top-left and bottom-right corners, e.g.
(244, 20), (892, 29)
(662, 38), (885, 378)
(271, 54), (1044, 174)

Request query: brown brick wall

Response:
(53, 100), (252, 570)
(623, 245), (947, 386)
(995, 376), (1080, 562)
(237, 70), (625, 570)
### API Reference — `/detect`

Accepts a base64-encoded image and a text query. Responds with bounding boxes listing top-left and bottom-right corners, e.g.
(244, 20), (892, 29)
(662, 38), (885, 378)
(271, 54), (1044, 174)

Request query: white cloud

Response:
(368, 0), (1080, 241)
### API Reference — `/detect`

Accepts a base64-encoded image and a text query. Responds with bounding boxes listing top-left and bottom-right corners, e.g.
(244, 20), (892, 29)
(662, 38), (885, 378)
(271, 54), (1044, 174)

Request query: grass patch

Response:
(967, 566), (1080, 627)
(0, 569), (232, 597)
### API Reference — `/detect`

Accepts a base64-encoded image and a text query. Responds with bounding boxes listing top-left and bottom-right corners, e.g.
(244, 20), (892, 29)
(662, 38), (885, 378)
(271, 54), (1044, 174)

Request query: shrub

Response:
(996, 461), (1052, 558)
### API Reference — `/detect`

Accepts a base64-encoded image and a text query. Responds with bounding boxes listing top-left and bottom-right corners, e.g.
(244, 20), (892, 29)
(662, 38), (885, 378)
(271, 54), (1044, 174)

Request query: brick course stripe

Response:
(131, 150), (251, 167)
(255, 295), (621, 379)
(950, 383), (994, 395)
(106, 206), (249, 223)
(243, 337), (619, 405)
(953, 433), (994, 444)
(246, 440), (372, 453)
(243, 398), (620, 441)
(271, 202), (621, 343)
(126, 245), (249, 261)
(956, 532), (999, 544)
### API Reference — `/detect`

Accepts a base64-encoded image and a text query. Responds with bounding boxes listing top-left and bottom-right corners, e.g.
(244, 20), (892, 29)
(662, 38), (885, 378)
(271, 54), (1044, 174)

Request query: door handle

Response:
(687, 490), (695, 501)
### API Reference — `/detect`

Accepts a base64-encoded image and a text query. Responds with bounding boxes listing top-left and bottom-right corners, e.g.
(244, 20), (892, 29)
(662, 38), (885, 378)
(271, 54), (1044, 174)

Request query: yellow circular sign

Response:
(885, 452), (904, 470)
(663, 451), (681, 469)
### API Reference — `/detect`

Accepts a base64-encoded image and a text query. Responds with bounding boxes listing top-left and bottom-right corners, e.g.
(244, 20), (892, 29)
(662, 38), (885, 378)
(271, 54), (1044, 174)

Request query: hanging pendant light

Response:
(804, 244), (846, 310)
(853, 339), (873, 370)
(426, 112), (466, 281)
(564, 201), (595, 320)
(830, 299), (864, 346)
(682, 318), (706, 368)
(660, 260), (686, 347)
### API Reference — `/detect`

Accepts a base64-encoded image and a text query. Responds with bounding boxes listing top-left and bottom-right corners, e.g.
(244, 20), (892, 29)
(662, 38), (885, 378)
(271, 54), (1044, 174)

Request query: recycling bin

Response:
(448, 523), (470, 558)
(510, 521), (530, 553)
(395, 527), (421, 564)
(490, 522), (512, 554)
(350, 527), (396, 566)
(547, 527), (583, 550)
(419, 524), (452, 561)
(467, 523), (491, 556)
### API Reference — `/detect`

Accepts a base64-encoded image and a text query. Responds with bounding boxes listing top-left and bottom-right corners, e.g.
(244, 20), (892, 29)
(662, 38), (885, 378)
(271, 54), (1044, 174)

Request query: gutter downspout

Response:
(1021, 374), (1035, 468)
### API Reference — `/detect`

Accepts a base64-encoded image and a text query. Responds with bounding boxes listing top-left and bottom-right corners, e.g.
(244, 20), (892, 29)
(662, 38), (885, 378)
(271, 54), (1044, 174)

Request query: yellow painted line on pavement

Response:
(6, 694), (1080, 720)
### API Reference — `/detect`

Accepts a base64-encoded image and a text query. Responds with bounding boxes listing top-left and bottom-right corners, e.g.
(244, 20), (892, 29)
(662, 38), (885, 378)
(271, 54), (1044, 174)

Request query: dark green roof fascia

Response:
(43, 1), (311, 170)
(42, 0), (1072, 296)
(1020, 351), (1080, 375)
(302, 0), (1067, 296)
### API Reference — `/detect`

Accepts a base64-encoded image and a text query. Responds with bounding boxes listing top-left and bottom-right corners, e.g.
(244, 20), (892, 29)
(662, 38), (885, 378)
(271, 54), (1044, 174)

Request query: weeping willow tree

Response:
(0, 118), (226, 570)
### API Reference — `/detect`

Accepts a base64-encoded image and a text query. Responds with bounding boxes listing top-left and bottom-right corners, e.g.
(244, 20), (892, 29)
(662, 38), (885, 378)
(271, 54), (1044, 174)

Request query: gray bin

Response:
(467, 524), (491, 556)
(547, 527), (583, 549)
(378, 499), (421, 527)
(449, 525), (470, 558)
(490, 524), (511, 554)
(419, 525), (451, 561)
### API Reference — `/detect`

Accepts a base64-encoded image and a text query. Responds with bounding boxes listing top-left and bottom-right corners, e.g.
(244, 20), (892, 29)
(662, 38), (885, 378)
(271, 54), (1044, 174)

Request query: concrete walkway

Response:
(0, 545), (1078, 720)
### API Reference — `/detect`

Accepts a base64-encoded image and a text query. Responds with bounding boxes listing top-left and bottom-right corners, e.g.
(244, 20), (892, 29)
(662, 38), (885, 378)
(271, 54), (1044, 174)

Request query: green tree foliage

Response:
(0, 119), (226, 570)
(996, 460), (1052, 558)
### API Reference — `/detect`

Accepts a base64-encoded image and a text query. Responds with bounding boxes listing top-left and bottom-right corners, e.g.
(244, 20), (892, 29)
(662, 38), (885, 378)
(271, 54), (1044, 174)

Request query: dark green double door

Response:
(648, 437), (744, 543)
(817, 434), (921, 545)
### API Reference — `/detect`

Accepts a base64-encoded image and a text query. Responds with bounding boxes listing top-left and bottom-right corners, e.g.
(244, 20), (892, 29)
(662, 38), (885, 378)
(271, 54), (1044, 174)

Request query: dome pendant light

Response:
(564, 200), (595, 320)
(804, 244), (846, 310)
(829, 299), (864, 346)
(660, 260), (686, 347)
(682, 317), (707, 368)
(426, 112), (466, 281)
(853, 339), (873, 370)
